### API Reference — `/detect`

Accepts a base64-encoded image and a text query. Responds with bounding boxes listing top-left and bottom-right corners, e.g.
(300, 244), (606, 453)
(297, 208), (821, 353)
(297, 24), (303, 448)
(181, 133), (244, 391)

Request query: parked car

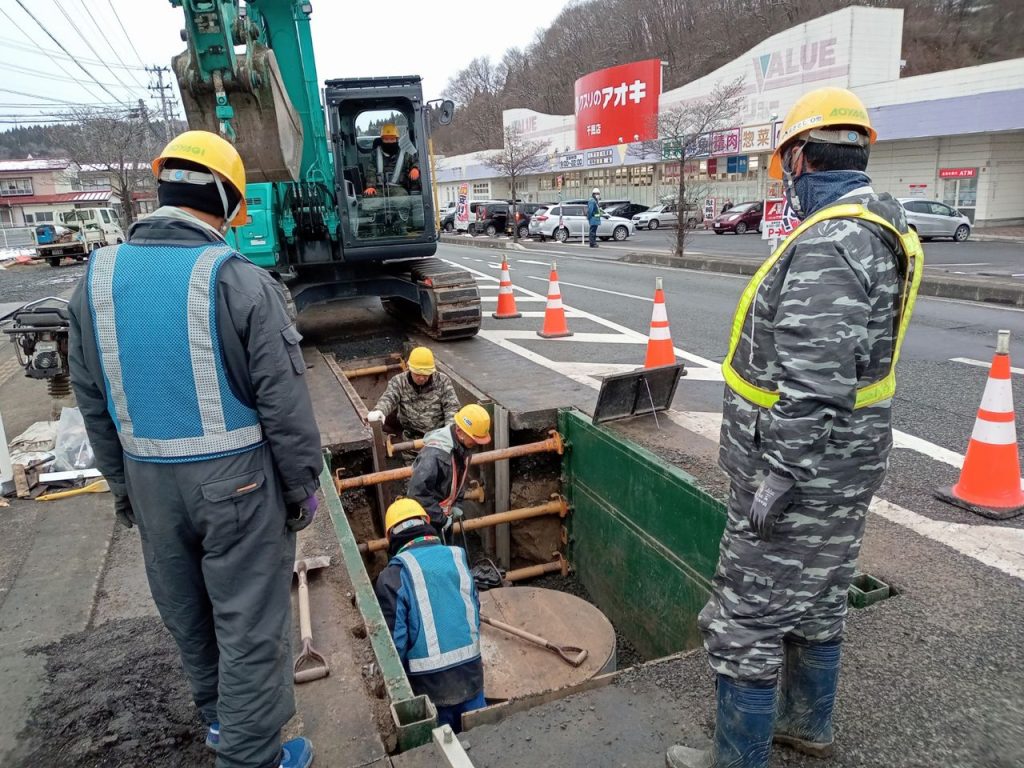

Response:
(527, 204), (635, 242)
(475, 202), (510, 237)
(440, 210), (456, 232)
(712, 200), (763, 234)
(898, 198), (971, 241)
(508, 202), (550, 239)
(632, 203), (699, 230)
(456, 200), (503, 233)
(602, 201), (649, 220)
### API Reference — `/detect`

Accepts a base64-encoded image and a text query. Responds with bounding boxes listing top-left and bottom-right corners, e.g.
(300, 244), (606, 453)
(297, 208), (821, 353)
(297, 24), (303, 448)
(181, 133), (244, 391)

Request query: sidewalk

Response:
(972, 225), (1024, 243)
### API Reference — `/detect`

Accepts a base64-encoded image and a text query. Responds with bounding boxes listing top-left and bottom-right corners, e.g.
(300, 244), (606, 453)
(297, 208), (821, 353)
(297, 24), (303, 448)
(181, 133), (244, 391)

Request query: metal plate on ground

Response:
(592, 363), (686, 424)
(480, 587), (616, 702)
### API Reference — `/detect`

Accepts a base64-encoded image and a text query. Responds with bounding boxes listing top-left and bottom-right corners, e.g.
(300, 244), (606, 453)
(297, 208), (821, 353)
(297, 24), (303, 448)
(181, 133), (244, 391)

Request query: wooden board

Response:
(480, 587), (616, 702)
(305, 348), (371, 453)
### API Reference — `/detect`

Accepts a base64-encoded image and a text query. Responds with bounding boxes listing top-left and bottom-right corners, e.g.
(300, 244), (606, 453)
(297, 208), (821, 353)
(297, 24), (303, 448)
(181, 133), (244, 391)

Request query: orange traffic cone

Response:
(537, 261), (573, 339)
(937, 329), (1024, 519)
(492, 257), (522, 319)
(644, 277), (675, 368)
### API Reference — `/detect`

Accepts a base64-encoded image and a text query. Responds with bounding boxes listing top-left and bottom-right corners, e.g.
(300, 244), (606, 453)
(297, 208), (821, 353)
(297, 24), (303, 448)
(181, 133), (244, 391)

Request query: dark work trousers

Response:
(125, 442), (296, 768)
(588, 224), (598, 246)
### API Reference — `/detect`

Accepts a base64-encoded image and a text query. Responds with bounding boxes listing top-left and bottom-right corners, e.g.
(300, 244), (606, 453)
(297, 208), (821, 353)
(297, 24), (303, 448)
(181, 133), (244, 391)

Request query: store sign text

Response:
(753, 37), (840, 93)
(939, 167), (976, 178)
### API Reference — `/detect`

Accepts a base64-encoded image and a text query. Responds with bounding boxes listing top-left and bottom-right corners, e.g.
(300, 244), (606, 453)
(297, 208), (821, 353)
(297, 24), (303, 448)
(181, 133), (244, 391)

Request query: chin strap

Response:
(781, 142), (807, 219)
(211, 173), (241, 232)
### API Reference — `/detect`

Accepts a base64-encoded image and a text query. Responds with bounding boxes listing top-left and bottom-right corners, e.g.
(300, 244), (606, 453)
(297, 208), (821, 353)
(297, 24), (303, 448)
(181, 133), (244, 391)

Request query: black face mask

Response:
(382, 142), (399, 157)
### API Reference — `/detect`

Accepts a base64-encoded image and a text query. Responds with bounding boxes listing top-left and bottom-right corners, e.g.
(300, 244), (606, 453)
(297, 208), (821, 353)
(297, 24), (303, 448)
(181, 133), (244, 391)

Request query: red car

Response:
(713, 201), (764, 234)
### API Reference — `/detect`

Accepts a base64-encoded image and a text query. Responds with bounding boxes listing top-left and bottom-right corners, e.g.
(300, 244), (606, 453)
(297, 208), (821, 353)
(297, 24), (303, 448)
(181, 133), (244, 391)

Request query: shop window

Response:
(472, 182), (491, 198)
(1, 177), (33, 197)
(0, 208), (12, 226)
(707, 159), (718, 176)
(726, 156), (748, 174)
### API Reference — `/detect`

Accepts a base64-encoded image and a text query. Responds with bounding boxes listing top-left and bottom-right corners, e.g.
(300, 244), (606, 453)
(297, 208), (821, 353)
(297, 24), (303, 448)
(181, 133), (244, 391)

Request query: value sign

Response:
(574, 59), (662, 151)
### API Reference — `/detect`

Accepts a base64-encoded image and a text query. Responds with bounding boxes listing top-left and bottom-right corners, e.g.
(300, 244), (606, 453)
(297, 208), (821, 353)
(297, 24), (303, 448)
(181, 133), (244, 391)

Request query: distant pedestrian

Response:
(69, 130), (320, 768)
(721, 199), (734, 214)
(587, 188), (602, 247)
(666, 87), (923, 768)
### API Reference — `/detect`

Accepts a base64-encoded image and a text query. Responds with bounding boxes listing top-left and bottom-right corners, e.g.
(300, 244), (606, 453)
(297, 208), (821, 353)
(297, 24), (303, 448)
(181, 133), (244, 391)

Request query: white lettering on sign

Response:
(752, 37), (844, 93)
(586, 124), (602, 136)
(577, 79), (649, 112)
(510, 115), (538, 135)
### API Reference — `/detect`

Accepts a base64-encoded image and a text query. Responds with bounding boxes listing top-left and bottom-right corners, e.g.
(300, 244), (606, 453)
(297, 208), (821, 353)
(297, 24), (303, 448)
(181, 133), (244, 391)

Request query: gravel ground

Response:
(0, 260), (86, 304)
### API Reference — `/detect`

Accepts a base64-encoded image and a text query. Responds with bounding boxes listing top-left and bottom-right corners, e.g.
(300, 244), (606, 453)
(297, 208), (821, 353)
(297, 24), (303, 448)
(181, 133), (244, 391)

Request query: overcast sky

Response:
(0, 0), (571, 127)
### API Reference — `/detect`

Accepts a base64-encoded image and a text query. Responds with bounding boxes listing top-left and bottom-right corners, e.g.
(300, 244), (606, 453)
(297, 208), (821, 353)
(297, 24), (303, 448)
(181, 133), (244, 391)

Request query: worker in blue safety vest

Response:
(374, 498), (486, 733)
(68, 130), (320, 768)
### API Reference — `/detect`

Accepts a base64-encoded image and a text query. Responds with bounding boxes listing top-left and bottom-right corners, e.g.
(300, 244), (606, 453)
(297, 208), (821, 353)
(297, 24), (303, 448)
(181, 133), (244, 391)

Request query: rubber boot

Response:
(774, 638), (841, 758)
(665, 675), (776, 768)
(204, 721), (220, 751)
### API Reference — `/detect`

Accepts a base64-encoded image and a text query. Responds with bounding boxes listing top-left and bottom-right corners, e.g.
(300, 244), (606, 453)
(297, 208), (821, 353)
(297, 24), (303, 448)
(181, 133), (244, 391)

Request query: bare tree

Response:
(59, 106), (161, 228)
(634, 78), (744, 256)
(482, 126), (551, 240)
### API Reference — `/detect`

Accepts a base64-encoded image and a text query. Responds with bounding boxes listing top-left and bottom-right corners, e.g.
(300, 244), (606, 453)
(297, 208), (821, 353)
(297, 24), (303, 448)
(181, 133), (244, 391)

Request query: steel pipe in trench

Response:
(506, 553), (569, 582)
(356, 496), (569, 554)
(335, 431), (565, 492)
(344, 362), (404, 379)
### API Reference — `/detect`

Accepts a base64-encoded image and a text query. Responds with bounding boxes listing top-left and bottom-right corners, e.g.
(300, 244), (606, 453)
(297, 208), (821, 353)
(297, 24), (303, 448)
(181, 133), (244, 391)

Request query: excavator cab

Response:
(326, 76), (437, 262)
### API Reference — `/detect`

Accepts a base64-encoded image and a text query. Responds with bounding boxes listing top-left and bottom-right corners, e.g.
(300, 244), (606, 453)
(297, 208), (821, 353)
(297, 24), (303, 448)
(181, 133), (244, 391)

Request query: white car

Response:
(631, 203), (699, 230)
(898, 198), (971, 241)
(527, 204), (634, 242)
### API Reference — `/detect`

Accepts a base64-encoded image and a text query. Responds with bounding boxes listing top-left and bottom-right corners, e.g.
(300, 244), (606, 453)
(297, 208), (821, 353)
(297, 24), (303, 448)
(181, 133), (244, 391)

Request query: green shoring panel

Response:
(558, 410), (727, 660)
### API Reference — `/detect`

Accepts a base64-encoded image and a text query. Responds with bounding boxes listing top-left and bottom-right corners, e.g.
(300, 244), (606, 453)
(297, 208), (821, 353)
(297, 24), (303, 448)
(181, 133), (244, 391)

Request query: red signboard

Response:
(574, 59), (662, 151)
(939, 167), (976, 179)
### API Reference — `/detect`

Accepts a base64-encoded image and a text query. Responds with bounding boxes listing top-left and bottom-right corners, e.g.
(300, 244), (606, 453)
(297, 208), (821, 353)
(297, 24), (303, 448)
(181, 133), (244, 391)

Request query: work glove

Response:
(440, 514), (454, 533)
(114, 494), (136, 529)
(748, 472), (795, 541)
(286, 494), (319, 533)
(364, 187), (377, 197)
(450, 505), (464, 521)
(409, 167), (420, 182)
(366, 409), (384, 423)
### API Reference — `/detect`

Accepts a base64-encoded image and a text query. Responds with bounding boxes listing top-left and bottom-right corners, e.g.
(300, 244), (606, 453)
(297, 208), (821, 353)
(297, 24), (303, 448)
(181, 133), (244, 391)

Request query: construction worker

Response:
(587, 187), (602, 248)
(407, 403), (491, 536)
(366, 347), (461, 442)
(666, 88), (922, 768)
(374, 498), (485, 733)
(363, 123), (420, 197)
(68, 130), (321, 768)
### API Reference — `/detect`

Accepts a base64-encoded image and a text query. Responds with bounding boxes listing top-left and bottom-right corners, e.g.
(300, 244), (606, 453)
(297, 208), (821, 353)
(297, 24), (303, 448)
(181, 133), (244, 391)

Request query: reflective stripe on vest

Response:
(721, 203), (923, 410)
(422, 427), (469, 514)
(88, 243), (263, 461)
(376, 145), (408, 186)
(396, 547), (480, 674)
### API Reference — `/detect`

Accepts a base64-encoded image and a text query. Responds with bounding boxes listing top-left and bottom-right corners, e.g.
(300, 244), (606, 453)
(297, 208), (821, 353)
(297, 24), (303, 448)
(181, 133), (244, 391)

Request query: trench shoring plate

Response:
(480, 587), (616, 702)
(592, 363), (686, 424)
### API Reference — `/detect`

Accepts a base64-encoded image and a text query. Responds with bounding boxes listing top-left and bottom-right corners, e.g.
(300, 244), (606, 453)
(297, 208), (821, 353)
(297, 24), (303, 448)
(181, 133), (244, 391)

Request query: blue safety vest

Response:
(86, 242), (263, 462)
(394, 544), (481, 674)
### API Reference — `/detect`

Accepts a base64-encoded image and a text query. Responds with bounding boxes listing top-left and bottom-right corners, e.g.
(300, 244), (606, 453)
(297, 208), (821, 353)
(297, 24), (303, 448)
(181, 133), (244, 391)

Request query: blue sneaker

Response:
(280, 736), (314, 768)
(205, 722), (220, 751)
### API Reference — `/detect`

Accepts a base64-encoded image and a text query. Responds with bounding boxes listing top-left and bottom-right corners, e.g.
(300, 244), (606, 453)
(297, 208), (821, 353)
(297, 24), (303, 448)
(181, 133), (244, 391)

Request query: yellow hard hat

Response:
(385, 498), (429, 535)
(454, 404), (491, 445)
(381, 123), (399, 140)
(407, 346), (435, 375)
(768, 87), (877, 180)
(152, 130), (248, 226)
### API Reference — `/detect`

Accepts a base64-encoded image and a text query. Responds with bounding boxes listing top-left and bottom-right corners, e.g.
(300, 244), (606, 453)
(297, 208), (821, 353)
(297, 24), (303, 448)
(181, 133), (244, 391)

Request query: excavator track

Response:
(388, 259), (481, 340)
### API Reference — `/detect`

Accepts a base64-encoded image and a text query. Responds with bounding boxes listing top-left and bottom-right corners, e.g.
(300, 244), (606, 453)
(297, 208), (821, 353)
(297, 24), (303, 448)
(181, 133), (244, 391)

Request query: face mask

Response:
(382, 142), (399, 157)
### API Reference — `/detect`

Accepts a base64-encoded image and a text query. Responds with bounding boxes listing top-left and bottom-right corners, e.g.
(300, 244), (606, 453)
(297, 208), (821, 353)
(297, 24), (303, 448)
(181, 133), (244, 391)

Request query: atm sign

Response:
(939, 167), (976, 179)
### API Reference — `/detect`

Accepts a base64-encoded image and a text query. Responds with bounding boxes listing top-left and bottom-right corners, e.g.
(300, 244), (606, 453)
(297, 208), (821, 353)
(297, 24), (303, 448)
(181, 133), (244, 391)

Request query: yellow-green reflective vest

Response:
(722, 203), (923, 410)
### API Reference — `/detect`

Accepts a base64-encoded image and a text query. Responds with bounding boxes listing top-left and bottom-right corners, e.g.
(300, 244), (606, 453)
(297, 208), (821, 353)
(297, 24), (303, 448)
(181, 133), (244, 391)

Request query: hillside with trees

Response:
(432, 0), (1023, 154)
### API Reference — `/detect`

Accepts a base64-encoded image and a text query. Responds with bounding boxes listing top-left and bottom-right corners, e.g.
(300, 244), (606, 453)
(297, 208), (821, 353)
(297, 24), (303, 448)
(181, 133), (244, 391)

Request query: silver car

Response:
(632, 203), (700, 230)
(898, 198), (971, 242)
(527, 204), (634, 242)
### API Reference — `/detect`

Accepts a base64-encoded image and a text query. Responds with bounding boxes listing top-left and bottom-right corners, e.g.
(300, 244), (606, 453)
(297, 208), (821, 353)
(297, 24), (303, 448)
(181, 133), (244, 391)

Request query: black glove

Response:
(748, 472), (795, 541)
(286, 494), (319, 533)
(114, 494), (136, 529)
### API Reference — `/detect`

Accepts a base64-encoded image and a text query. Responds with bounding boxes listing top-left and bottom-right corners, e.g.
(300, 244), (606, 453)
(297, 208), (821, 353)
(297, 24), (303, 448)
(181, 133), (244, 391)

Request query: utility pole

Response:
(146, 65), (174, 140)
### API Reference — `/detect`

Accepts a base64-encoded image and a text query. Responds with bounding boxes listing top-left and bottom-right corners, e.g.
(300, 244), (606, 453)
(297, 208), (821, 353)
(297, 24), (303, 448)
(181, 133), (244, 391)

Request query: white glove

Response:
(367, 410), (384, 422)
(441, 514), (454, 533)
(450, 506), (464, 520)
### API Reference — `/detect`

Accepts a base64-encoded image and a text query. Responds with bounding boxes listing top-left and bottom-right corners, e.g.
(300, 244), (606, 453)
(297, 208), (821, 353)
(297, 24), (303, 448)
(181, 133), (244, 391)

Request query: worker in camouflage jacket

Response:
(367, 347), (461, 441)
(667, 88), (922, 768)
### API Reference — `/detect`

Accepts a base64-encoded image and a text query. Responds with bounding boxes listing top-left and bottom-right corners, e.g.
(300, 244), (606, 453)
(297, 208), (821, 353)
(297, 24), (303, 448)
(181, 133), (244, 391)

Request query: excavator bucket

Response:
(172, 44), (303, 184)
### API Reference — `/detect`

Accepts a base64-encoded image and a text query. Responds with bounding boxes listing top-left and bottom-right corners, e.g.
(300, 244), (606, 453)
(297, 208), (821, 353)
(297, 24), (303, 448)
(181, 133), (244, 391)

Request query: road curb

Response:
(972, 234), (1024, 244)
(440, 234), (527, 251)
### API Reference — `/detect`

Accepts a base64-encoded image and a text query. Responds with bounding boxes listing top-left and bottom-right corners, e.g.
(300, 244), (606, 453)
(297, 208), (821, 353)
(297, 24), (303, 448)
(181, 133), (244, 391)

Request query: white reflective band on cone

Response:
(651, 303), (668, 322)
(971, 418), (1018, 446)
(548, 298), (564, 309)
(979, 378), (1014, 413)
(649, 326), (672, 341)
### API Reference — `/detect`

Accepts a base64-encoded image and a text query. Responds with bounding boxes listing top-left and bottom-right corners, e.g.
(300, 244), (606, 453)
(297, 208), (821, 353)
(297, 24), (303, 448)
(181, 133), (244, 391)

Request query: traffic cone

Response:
(492, 257), (522, 319)
(937, 329), (1024, 520)
(537, 261), (573, 339)
(644, 277), (675, 368)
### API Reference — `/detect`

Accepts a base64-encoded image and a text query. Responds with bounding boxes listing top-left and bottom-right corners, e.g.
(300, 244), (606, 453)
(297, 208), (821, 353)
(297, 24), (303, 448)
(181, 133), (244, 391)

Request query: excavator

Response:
(167, 0), (481, 339)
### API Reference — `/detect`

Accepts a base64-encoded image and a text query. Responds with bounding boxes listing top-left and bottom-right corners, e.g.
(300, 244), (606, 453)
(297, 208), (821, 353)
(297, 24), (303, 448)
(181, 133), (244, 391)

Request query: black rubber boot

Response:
(774, 638), (841, 757)
(666, 675), (776, 768)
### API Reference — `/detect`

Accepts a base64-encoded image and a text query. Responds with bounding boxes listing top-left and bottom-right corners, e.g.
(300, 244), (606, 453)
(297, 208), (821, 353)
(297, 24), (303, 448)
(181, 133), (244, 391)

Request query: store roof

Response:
(0, 158), (72, 173)
(0, 190), (114, 207)
(873, 88), (1024, 142)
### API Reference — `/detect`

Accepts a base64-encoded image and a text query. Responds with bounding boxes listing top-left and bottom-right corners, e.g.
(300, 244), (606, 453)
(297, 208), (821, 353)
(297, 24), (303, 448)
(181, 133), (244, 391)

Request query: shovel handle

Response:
(481, 614), (589, 667)
(297, 568), (312, 642)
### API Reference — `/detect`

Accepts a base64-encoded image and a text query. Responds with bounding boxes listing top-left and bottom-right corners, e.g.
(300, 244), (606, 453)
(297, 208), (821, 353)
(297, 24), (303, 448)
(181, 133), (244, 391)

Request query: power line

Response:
(11, 0), (128, 106)
(106, 0), (147, 69)
(0, 87), (124, 106)
(75, 0), (148, 91)
(0, 7), (107, 104)
(0, 61), (132, 91)
(0, 35), (147, 71)
(47, 0), (145, 98)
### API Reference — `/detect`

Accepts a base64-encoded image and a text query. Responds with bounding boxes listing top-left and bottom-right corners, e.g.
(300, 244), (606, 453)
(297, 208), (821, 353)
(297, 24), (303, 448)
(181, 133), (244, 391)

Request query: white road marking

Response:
(950, 357), (1024, 376)
(480, 330), (645, 344)
(923, 296), (1024, 314)
(514, 311), (583, 319)
(478, 296), (546, 303)
(525, 275), (653, 302)
(518, 260), (550, 266)
(487, 263), (502, 269)
(924, 262), (989, 268)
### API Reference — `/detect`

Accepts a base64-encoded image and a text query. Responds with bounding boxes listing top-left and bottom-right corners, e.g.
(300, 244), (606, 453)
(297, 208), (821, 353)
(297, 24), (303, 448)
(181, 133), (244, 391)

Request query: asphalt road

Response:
(437, 241), (1024, 539)
(472, 227), (1024, 278)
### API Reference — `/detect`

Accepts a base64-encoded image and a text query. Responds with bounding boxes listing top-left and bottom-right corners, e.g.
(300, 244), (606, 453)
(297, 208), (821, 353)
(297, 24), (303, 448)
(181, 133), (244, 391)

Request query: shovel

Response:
(293, 556), (331, 683)
(37, 478), (109, 501)
(481, 613), (589, 667)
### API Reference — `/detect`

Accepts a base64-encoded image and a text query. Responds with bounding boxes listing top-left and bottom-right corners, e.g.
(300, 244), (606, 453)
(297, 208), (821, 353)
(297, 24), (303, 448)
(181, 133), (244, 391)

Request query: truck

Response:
(167, 0), (482, 339)
(33, 207), (125, 267)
